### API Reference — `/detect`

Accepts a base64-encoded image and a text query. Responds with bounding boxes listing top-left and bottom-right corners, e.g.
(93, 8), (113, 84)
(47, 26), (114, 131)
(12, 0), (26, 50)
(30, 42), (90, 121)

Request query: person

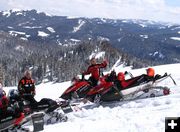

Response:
(115, 72), (129, 89)
(146, 67), (155, 77)
(0, 83), (9, 116)
(18, 70), (58, 112)
(141, 67), (155, 82)
(0, 83), (24, 121)
(83, 58), (108, 86)
(18, 70), (37, 108)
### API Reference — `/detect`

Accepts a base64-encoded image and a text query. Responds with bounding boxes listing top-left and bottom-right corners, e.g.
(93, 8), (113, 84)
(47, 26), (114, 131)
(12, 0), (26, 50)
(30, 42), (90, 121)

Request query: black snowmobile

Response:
(0, 98), (44, 132)
(7, 89), (70, 125)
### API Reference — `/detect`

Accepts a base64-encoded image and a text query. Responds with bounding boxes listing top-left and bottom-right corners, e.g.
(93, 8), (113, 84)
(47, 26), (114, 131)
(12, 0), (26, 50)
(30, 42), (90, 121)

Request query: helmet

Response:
(146, 68), (155, 77)
(8, 89), (20, 101)
(118, 72), (125, 81)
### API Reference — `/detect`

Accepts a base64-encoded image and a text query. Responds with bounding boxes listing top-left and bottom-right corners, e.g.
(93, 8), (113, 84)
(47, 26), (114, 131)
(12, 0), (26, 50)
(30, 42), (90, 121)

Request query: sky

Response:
(164, 0), (180, 7)
(0, 0), (180, 24)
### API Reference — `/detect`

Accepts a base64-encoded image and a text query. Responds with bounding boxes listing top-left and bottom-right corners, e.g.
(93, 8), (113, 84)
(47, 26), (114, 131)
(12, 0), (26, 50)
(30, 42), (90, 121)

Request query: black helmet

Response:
(8, 89), (20, 101)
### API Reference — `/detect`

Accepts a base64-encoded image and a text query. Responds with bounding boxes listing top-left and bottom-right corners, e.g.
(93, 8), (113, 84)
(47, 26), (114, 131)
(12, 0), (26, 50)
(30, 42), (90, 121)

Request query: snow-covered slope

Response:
(4, 63), (180, 132)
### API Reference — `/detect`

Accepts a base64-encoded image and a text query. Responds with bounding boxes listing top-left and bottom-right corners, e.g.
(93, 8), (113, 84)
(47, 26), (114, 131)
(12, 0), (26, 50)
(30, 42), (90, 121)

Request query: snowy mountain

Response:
(4, 63), (180, 132)
(0, 9), (180, 64)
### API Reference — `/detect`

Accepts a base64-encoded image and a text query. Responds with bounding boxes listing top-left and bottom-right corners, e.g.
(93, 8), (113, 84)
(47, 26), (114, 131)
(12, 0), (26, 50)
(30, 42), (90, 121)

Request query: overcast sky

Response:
(1, 0), (180, 24)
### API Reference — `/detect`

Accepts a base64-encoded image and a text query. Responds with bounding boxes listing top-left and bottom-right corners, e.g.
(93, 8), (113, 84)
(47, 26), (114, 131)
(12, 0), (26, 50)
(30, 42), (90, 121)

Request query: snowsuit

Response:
(115, 74), (154, 90)
(0, 91), (9, 114)
(0, 91), (22, 120)
(83, 60), (107, 86)
(18, 77), (37, 109)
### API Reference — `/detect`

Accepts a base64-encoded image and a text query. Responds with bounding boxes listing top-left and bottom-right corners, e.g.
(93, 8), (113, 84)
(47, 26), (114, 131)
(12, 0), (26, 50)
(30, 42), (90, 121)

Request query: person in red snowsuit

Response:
(0, 83), (23, 120)
(0, 83), (9, 116)
(83, 58), (108, 86)
(18, 70), (37, 108)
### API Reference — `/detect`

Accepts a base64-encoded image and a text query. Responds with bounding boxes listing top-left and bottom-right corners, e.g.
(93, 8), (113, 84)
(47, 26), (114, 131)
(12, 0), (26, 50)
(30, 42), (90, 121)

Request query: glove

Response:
(31, 91), (36, 96)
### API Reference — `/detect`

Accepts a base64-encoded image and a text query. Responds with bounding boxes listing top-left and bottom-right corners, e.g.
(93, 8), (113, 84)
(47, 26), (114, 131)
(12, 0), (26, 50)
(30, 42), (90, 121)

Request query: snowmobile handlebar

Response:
(124, 71), (134, 78)
(169, 74), (177, 85)
(153, 73), (177, 85)
(81, 74), (85, 81)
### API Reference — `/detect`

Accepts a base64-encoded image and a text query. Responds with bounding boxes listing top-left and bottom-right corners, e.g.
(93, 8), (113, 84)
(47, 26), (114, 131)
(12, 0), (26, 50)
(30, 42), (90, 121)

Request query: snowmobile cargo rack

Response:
(31, 113), (44, 132)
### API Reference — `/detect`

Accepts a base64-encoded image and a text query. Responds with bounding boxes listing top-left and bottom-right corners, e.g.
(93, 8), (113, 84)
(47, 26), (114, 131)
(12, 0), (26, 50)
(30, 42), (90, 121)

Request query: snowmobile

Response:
(85, 72), (173, 103)
(0, 105), (44, 132)
(7, 89), (70, 125)
(60, 75), (92, 100)
(60, 71), (173, 104)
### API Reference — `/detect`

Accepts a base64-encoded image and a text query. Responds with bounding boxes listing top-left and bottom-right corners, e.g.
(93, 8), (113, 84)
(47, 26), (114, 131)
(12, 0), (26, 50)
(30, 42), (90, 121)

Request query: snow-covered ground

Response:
(4, 63), (180, 132)
(38, 31), (49, 37)
(170, 37), (180, 41)
(72, 20), (86, 33)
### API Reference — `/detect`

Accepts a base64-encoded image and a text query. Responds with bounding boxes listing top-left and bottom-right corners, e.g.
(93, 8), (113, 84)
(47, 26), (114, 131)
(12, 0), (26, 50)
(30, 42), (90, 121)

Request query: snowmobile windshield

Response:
(71, 80), (77, 85)
(0, 93), (3, 98)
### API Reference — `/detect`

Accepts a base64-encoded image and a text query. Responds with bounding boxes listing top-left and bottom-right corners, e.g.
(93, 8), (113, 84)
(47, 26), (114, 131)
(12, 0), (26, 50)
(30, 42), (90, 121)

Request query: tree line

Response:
(0, 32), (152, 86)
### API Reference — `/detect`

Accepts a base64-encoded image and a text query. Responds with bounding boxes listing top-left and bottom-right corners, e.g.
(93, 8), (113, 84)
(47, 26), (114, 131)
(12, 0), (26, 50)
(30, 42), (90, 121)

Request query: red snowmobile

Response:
(60, 68), (175, 103)
(60, 75), (92, 100)
(85, 71), (173, 102)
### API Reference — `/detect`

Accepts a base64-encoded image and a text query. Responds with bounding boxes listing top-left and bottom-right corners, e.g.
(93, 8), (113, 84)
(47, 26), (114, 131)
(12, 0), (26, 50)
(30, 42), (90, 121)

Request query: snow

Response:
(66, 16), (78, 19)
(23, 26), (42, 29)
(158, 26), (166, 29)
(18, 21), (31, 26)
(89, 51), (105, 60)
(170, 37), (180, 41)
(2, 9), (24, 17)
(70, 39), (81, 42)
(149, 51), (165, 59)
(139, 24), (147, 28)
(7, 26), (13, 29)
(16, 12), (23, 16)
(15, 45), (25, 51)
(11, 9), (22, 12)
(122, 20), (129, 23)
(140, 35), (148, 39)
(2, 11), (11, 17)
(38, 31), (49, 37)
(47, 27), (55, 33)
(72, 20), (86, 33)
(3, 63), (180, 132)
(8, 31), (30, 38)
(9, 31), (26, 37)
(97, 36), (110, 41)
(117, 37), (123, 42)
(101, 18), (107, 23)
(178, 31), (180, 34)
(108, 59), (132, 76)
(20, 37), (28, 41)
(25, 34), (31, 38)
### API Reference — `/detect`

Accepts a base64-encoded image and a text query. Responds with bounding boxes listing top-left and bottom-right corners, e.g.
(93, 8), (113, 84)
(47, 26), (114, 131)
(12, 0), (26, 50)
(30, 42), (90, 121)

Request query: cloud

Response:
(1, 0), (180, 23)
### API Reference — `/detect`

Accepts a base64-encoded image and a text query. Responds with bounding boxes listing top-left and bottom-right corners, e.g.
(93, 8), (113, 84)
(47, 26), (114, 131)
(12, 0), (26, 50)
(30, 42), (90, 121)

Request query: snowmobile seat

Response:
(115, 74), (154, 90)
